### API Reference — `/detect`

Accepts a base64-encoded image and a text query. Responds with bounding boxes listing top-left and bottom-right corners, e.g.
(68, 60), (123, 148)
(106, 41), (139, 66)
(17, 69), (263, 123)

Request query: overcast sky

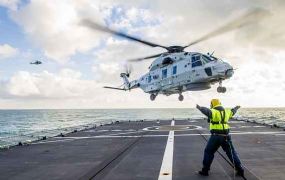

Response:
(0, 0), (284, 109)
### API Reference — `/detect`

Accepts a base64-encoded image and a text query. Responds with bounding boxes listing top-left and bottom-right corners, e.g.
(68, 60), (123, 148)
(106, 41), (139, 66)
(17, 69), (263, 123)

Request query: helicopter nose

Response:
(224, 63), (234, 78)
(225, 68), (234, 78)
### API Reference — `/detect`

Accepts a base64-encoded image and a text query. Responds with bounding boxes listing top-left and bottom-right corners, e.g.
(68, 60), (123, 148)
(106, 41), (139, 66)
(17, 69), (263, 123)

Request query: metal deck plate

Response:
(0, 119), (284, 180)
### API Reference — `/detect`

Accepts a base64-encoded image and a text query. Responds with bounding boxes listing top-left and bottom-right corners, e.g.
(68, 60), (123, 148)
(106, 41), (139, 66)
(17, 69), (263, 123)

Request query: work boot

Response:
(236, 169), (245, 177)
(198, 170), (209, 176)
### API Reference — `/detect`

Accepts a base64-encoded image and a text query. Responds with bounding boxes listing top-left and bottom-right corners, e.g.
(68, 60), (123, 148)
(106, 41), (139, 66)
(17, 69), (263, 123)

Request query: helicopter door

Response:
(191, 55), (204, 81)
(161, 68), (171, 87)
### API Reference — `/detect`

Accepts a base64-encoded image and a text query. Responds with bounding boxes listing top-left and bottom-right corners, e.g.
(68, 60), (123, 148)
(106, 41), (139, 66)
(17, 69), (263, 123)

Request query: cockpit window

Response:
(191, 55), (202, 67)
(202, 55), (213, 63)
(192, 55), (200, 61)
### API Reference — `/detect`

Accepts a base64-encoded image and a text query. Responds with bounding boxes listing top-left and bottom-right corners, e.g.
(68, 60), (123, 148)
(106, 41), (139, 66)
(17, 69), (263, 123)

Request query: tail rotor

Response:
(122, 64), (133, 78)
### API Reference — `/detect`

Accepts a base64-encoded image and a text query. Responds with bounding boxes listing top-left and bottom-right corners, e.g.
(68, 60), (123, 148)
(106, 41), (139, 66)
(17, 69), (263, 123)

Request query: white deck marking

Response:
(30, 131), (285, 145)
(106, 130), (144, 136)
(274, 134), (285, 136)
(158, 120), (175, 180)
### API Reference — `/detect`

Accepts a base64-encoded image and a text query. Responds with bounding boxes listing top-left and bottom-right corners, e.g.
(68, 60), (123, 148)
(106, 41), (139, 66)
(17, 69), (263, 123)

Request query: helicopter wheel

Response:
(150, 94), (156, 101)
(178, 94), (184, 101)
(217, 86), (222, 93)
(217, 87), (226, 93)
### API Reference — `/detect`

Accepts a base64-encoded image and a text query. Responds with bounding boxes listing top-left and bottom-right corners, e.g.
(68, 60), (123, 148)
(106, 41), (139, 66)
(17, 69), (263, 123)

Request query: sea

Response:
(0, 108), (285, 147)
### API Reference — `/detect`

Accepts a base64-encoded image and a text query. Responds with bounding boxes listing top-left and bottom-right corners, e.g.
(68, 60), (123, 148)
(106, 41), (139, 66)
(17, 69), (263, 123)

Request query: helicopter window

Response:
(162, 69), (167, 79)
(202, 55), (212, 63)
(148, 75), (151, 83)
(192, 55), (202, 67)
(192, 55), (200, 61)
(162, 57), (173, 65)
(172, 66), (177, 75)
(153, 75), (159, 79)
(192, 60), (202, 67)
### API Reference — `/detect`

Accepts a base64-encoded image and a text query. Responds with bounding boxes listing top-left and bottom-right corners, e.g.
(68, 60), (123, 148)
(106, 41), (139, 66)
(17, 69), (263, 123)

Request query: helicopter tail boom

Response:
(103, 72), (139, 92)
(120, 73), (140, 90)
(103, 86), (127, 91)
(120, 73), (130, 86)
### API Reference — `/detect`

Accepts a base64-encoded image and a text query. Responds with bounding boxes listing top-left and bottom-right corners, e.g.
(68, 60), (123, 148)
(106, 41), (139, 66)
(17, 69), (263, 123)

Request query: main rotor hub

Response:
(167, 46), (184, 53)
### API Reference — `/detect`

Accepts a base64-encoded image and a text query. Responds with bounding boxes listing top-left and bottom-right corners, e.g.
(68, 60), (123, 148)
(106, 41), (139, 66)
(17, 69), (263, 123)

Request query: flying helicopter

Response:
(81, 9), (266, 101)
(30, 60), (42, 65)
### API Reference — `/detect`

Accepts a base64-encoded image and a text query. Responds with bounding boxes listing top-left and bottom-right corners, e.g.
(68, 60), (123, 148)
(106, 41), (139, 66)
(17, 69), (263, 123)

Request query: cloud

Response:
(0, 44), (18, 59)
(10, 0), (164, 63)
(10, 0), (110, 63)
(9, 0), (285, 62)
(99, 63), (120, 75)
(0, 68), (153, 108)
(5, 69), (100, 98)
(222, 52), (285, 107)
(0, 0), (19, 10)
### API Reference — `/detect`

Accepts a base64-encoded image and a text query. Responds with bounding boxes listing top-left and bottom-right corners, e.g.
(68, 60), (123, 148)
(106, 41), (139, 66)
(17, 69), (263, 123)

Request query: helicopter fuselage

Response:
(127, 52), (233, 100)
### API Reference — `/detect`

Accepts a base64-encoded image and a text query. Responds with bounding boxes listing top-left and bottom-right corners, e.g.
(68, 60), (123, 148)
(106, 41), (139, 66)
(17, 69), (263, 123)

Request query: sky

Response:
(0, 0), (284, 109)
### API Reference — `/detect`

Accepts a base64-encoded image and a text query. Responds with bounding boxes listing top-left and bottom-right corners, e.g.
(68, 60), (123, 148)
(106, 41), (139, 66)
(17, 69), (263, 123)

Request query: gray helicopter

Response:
(82, 9), (266, 101)
(30, 60), (42, 65)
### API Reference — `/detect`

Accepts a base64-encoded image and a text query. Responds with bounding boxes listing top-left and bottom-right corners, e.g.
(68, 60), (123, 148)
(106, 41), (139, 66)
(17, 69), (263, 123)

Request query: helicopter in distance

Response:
(30, 60), (42, 65)
(82, 9), (266, 101)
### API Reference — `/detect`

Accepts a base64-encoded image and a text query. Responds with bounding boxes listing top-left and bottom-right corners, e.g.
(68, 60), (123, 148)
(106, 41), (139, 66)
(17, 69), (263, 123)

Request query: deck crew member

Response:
(196, 99), (244, 177)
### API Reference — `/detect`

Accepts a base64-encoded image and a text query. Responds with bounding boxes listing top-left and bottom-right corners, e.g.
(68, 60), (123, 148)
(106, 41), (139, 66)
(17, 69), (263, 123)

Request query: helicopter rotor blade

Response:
(128, 52), (165, 62)
(128, 64), (133, 74)
(183, 8), (268, 49)
(81, 19), (168, 50)
(123, 63), (133, 75)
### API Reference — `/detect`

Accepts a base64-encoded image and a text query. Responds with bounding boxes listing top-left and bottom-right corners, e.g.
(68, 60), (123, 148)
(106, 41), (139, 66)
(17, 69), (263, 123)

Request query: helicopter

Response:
(30, 60), (42, 65)
(82, 9), (266, 101)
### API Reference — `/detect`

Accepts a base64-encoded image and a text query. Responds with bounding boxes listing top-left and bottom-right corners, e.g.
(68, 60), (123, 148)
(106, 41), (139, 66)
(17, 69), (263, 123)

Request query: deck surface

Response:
(0, 118), (285, 180)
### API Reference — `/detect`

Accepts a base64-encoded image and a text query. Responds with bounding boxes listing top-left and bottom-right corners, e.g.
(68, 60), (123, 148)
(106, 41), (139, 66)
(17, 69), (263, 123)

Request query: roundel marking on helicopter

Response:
(143, 125), (202, 131)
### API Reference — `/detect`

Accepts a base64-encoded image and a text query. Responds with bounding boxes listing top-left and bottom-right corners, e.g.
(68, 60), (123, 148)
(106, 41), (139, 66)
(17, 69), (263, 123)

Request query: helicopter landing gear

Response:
(217, 86), (226, 93)
(150, 94), (157, 101)
(178, 94), (184, 101)
(217, 81), (226, 93)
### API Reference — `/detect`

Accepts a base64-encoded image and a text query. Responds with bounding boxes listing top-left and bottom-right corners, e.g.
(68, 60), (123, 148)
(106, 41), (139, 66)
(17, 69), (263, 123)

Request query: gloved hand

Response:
(235, 105), (241, 109)
(196, 104), (201, 109)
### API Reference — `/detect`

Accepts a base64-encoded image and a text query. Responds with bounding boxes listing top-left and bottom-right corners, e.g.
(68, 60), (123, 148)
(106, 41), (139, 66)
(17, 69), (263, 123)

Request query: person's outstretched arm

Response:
(231, 105), (241, 117)
(196, 104), (212, 119)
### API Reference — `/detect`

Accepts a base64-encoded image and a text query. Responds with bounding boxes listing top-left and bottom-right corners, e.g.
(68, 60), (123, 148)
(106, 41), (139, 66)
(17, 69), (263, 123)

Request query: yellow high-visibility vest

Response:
(210, 107), (233, 131)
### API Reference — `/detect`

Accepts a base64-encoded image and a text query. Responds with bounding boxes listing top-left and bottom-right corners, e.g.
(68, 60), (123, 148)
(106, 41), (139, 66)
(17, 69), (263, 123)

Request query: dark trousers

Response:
(202, 134), (243, 172)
